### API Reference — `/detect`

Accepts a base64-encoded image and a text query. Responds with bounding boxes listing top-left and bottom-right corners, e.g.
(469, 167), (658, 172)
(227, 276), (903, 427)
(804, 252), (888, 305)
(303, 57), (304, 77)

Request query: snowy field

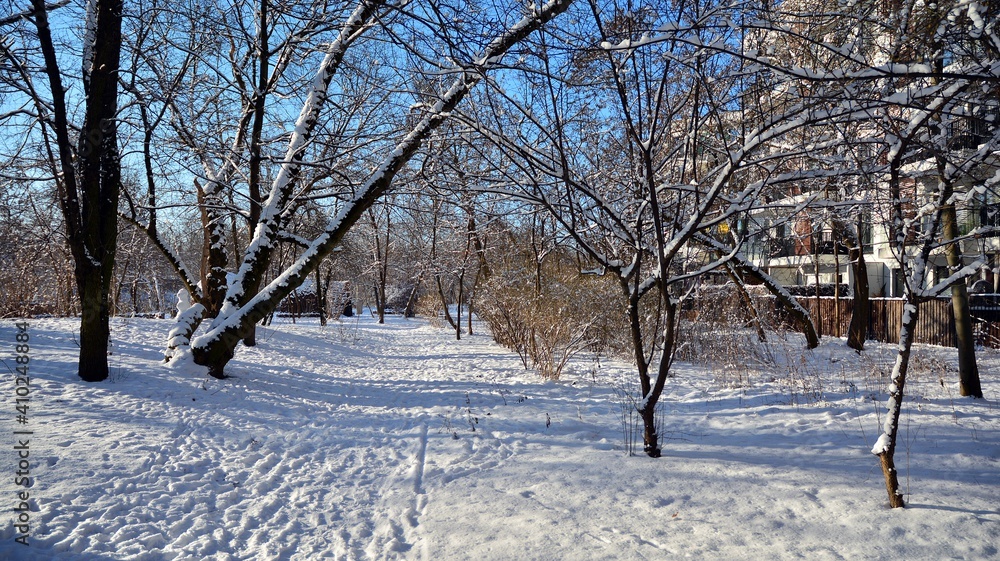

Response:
(1, 314), (998, 560)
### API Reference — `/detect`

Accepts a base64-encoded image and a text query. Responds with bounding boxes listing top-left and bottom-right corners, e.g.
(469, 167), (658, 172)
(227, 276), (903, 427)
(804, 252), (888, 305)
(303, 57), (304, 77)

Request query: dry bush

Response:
(0, 216), (77, 318)
(477, 249), (622, 380)
(675, 284), (779, 384)
(475, 281), (535, 369)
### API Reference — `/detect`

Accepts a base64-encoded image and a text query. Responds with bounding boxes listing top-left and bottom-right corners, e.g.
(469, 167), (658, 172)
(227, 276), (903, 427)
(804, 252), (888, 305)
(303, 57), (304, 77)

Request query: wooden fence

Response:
(754, 295), (1000, 348)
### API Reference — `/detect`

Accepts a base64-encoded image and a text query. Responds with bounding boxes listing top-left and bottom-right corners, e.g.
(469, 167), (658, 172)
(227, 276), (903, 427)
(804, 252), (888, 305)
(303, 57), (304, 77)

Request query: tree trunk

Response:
(873, 301), (918, 508)
(196, 182), (230, 318)
(403, 273), (422, 318)
(242, 305), (259, 345)
(695, 233), (818, 348)
(620, 277), (649, 456)
(455, 269), (465, 340)
(31, 0), (123, 382)
(243, 325), (258, 346)
(723, 261), (766, 342)
(639, 297), (677, 458)
(941, 204), (983, 398)
(837, 217), (870, 352)
(77, 267), (113, 381)
(813, 227), (823, 338)
(846, 247), (870, 351)
(317, 264), (328, 326)
(436, 276), (457, 331)
(467, 266), (482, 335)
(833, 241), (841, 336)
(732, 260), (819, 348)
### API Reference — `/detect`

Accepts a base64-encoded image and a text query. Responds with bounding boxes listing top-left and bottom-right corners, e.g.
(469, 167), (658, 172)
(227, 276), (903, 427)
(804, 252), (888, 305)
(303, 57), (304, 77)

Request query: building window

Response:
(860, 212), (873, 247)
(980, 203), (1000, 236)
(936, 265), (950, 286)
(890, 268), (904, 298)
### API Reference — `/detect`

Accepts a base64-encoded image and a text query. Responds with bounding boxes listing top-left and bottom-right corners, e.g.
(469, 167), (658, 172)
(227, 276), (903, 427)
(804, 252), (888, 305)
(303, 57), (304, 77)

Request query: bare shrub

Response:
(0, 184), (78, 318)
(475, 282), (535, 369)
(675, 283), (779, 387)
(476, 245), (620, 380)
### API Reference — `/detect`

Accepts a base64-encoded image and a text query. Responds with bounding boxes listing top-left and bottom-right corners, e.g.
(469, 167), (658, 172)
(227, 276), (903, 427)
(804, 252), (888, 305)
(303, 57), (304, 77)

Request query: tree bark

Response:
(940, 203), (983, 398)
(31, 0), (123, 382)
(836, 217), (870, 351)
(874, 301), (918, 508)
(77, 266), (114, 380)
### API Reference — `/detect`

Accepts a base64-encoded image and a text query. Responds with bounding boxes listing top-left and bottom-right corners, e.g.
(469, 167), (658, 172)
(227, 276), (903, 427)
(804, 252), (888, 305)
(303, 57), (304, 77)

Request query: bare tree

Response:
(1, 0), (124, 381)
(456, 0), (857, 455)
(721, 0), (999, 507)
(366, 199), (393, 324)
(136, 0), (575, 377)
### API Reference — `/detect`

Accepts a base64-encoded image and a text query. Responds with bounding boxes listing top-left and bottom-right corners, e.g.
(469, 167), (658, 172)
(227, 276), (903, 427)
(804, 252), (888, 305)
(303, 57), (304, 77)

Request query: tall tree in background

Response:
(3, 0), (124, 381)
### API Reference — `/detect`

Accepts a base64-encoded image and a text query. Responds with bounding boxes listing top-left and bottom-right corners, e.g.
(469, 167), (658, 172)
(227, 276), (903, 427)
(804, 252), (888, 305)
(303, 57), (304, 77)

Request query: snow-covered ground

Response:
(1, 314), (998, 560)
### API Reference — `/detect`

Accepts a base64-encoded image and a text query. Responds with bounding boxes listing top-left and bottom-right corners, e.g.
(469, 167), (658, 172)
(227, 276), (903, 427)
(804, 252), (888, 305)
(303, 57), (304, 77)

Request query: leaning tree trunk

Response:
(695, 233), (818, 348)
(436, 275), (458, 332)
(184, 0), (575, 378)
(873, 300), (919, 508)
(941, 203), (983, 398)
(731, 259), (819, 348)
(723, 260), (766, 342)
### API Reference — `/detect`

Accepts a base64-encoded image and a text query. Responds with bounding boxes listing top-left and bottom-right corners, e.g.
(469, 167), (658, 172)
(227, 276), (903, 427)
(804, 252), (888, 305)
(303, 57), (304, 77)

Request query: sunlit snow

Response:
(1, 315), (998, 560)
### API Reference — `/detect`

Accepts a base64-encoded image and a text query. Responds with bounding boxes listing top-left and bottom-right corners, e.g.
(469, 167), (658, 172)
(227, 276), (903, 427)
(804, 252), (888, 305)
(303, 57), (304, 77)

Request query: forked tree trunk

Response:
(836, 217), (870, 351)
(619, 278), (651, 455)
(31, 0), (123, 382)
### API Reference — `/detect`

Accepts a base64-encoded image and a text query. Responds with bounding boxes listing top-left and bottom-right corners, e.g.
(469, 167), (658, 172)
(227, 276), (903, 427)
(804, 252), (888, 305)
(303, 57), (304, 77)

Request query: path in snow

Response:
(0, 315), (998, 560)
